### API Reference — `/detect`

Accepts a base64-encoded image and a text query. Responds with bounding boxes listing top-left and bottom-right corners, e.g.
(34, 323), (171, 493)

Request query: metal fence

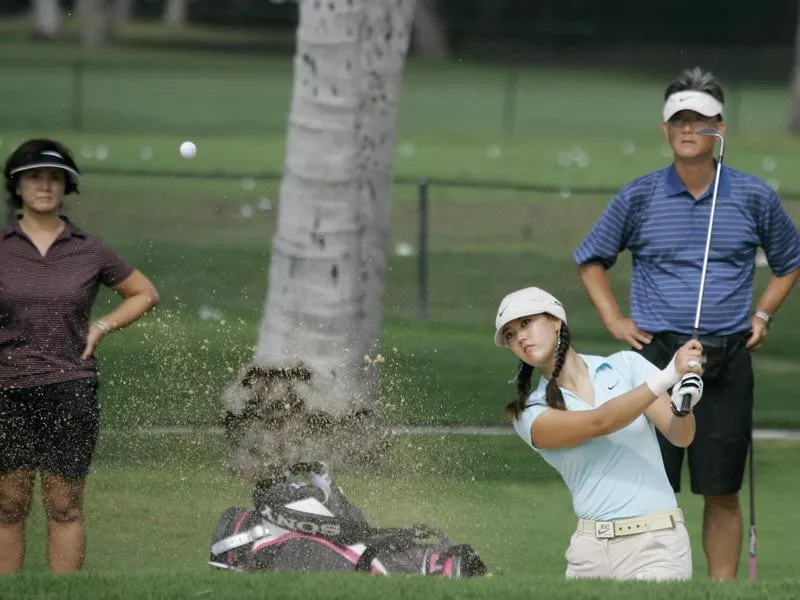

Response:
(0, 57), (762, 137)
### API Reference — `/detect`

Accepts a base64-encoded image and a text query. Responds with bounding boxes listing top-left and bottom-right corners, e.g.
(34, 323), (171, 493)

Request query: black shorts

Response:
(635, 332), (753, 496)
(0, 377), (100, 478)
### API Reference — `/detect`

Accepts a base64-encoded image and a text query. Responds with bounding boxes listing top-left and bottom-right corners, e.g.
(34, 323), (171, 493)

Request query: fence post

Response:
(503, 68), (519, 137)
(416, 179), (429, 323)
(72, 61), (84, 130)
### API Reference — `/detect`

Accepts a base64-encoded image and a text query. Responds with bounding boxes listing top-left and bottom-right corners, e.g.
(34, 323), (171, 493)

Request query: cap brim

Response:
(10, 163), (79, 183)
(663, 91), (723, 122)
(494, 308), (545, 346)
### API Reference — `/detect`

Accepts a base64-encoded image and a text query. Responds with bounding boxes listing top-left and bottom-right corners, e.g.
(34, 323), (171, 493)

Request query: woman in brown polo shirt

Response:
(0, 139), (160, 573)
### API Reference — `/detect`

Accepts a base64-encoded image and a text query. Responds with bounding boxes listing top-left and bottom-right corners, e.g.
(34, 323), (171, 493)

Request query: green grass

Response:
(4, 434), (800, 597)
(37, 173), (799, 428)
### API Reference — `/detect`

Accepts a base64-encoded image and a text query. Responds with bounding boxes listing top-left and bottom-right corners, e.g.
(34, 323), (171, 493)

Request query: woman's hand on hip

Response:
(81, 325), (107, 359)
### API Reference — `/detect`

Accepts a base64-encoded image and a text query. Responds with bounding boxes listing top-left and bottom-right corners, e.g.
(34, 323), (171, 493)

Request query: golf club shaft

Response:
(693, 137), (725, 333)
(749, 436), (757, 580)
(681, 133), (725, 414)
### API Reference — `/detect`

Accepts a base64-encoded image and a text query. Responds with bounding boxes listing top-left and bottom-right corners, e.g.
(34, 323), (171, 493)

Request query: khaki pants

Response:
(565, 519), (692, 581)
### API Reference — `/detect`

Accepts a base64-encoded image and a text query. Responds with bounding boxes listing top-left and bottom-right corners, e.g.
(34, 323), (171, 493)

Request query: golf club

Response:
(677, 126), (725, 415)
(748, 430), (757, 580)
(686, 127), (757, 582)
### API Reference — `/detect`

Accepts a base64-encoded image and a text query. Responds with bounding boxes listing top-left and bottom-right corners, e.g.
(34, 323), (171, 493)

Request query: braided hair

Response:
(545, 325), (570, 411)
(506, 324), (571, 418)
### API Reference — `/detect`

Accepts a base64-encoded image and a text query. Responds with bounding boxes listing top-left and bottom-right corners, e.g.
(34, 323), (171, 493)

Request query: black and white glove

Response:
(670, 373), (703, 417)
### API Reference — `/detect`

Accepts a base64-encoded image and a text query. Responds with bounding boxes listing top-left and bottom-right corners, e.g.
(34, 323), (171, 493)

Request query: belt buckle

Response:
(594, 521), (615, 538)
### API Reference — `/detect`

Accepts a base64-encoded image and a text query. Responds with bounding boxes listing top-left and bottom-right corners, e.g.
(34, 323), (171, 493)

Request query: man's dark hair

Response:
(3, 138), (80, 210)
(664, 67), (725, 105)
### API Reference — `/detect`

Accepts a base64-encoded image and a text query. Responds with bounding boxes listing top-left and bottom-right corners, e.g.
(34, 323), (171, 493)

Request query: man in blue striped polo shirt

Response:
(574, 67), (800, 580)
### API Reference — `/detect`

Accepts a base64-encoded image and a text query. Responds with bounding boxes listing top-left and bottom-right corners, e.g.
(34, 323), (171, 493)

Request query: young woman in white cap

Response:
(495, 286), (705, 581)
(0, 139), (160, 572)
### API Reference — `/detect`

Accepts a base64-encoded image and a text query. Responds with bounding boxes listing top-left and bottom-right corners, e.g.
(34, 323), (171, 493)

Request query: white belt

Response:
(577, 509), (684, 539)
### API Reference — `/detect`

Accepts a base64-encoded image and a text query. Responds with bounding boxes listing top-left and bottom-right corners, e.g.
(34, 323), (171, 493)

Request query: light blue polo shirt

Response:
(513, 352), (678, 521)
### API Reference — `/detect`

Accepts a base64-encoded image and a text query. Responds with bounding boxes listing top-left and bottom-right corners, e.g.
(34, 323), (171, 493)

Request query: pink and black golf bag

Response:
(208, 462), (486, 577)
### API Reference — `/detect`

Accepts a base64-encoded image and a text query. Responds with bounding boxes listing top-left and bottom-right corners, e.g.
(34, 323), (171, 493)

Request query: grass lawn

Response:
(2, 433), (799, 598)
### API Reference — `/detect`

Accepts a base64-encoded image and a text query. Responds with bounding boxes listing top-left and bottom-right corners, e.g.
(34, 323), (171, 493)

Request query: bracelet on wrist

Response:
(753, 310), (773, 329)
(93, 319), (113, 333)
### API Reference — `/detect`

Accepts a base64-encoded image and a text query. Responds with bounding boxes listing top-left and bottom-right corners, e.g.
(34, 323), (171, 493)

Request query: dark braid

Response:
(545, 325), (570, 410)
(506, 324), (571, 418)
(506, 361), (534, 418)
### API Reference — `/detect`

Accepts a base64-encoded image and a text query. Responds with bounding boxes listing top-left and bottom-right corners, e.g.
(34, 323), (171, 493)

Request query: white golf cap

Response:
(663, 90), (723, 122)
(494, 287), (567, 346)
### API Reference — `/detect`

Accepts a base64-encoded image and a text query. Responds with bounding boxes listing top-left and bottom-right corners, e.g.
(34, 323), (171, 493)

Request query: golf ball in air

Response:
(180, 141), (197, 159)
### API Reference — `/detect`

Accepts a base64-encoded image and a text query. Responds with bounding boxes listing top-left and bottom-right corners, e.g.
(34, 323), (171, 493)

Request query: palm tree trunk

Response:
(32, 0), (62, 40)
(223, 0), (416, 483)
(113, 0), (134, 22)
(162, 0), (187, 26)
(81, 0), (115, 47)
(412, 0), (450, 60)
(789, 0), (800, 134)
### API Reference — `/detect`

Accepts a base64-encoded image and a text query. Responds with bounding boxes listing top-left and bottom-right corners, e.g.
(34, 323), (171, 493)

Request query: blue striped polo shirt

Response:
(574, 164), (800, 335)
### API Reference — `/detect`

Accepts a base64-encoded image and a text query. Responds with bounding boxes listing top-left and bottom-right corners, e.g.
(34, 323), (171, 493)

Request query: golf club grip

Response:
(680, 393), (692, 414)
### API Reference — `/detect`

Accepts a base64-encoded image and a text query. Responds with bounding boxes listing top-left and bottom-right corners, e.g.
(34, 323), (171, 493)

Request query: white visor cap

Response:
(494, 287), (567, 346)
(663, 90), (723, 122)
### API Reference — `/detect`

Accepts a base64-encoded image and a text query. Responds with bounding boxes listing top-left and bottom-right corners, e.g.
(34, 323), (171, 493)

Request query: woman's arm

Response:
(529, 340), (704, 450)
(644, 396), (696, 448)
(81, 270), (160, 359)
(530, 383), (661, 449)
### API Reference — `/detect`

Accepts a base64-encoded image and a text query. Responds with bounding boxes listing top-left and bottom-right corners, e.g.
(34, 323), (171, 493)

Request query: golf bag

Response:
(209, 463), (486, 577)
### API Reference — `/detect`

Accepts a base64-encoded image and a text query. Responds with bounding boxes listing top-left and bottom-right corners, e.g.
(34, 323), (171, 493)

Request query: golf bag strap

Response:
(211, 524), (270, 555)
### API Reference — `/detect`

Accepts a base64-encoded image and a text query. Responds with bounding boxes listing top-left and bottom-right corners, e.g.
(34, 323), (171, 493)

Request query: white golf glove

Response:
(670, 373), (703, 416)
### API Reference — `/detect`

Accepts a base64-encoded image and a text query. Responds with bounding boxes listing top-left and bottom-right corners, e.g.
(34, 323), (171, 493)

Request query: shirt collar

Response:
(664, 162), (731, 199)
(2, 216), (86, 240)
(532, 353), (611, 395)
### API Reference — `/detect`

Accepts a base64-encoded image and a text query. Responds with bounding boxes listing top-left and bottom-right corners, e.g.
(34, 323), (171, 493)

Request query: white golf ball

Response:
(180, 141), (197, 159)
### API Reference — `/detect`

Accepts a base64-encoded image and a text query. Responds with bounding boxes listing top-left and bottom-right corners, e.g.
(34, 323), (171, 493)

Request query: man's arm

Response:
(747, 269), (800, 350)
(578, 263), (653, 350)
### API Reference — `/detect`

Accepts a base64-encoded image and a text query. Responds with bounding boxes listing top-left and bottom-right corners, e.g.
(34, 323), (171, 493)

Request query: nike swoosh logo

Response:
(678, 97), (690, 103)
(607, 381), (619, 390)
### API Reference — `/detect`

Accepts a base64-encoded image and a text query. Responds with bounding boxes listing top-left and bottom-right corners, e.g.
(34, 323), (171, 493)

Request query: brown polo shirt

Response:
(0, 218), (134, 389)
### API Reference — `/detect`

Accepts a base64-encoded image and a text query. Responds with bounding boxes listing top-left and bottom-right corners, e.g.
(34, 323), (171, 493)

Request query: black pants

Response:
(0, 377), (100, 478)
(636, 333), (753, 495)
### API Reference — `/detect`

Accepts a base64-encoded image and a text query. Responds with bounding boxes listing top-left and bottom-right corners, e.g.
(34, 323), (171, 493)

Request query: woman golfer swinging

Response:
(495, 286), (704, 581)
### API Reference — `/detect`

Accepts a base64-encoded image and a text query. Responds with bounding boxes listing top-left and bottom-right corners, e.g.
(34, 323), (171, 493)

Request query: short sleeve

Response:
(513, 395), (550, 449)
(618, 351), (660, 390)
(573, 191), (637, 269)
(757, 189), (800, 277)
(97, 240), (135, 287)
